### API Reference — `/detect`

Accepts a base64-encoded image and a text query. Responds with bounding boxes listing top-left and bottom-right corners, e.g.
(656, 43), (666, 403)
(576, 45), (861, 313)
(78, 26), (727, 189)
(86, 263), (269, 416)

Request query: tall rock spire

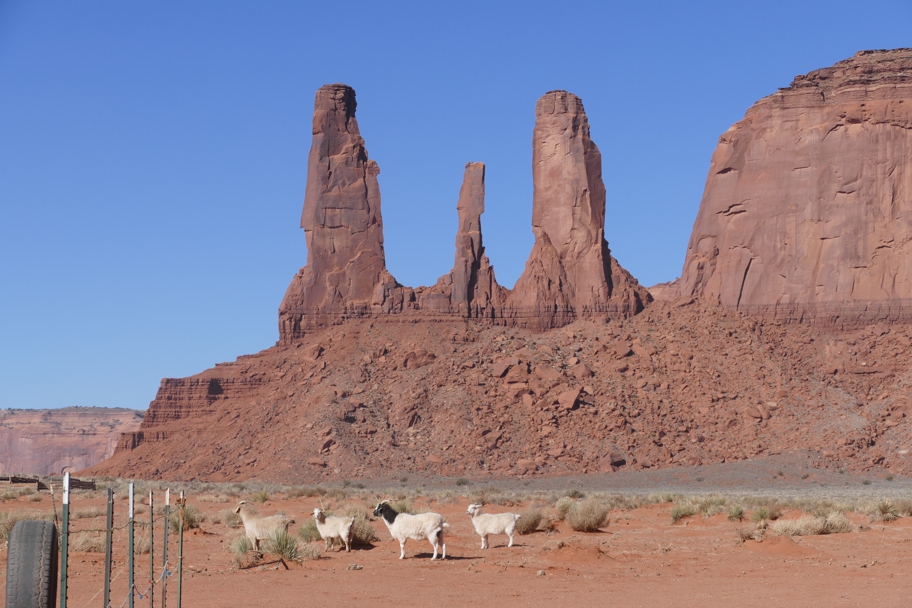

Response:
(422, 162), (504, 317)
(509, 90), (649, 328)
(279, 84), (400, 340)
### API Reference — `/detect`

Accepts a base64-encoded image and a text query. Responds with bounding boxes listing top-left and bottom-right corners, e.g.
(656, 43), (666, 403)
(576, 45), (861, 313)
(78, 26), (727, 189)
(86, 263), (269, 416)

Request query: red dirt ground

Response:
(3, 480), (912, 608)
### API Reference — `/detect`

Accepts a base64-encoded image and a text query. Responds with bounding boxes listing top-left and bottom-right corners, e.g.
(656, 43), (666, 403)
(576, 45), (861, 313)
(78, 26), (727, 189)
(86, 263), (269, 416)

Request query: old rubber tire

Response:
(5, 520), (58, 608)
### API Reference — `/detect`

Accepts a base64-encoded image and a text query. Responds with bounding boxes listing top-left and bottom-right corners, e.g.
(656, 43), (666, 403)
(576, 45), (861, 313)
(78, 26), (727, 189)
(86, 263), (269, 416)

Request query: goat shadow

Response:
(409, 553), (478, 560)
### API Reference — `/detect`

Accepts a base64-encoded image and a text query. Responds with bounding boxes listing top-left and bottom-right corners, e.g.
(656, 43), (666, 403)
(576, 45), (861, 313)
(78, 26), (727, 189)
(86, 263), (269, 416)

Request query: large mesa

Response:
(676, 49), (912, 325)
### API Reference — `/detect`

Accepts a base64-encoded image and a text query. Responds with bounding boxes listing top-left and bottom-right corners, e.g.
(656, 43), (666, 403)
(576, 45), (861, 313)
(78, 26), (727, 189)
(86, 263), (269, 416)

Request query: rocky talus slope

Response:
(0, 407), (143, 475)
(88, 301), (912, 482)
(676, 49), (912, 324)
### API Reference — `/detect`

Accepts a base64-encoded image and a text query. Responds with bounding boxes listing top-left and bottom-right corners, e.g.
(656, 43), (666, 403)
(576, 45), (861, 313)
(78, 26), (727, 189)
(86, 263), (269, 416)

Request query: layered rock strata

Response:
(279, 86), (648, 341)
(677, 49), (912, 324)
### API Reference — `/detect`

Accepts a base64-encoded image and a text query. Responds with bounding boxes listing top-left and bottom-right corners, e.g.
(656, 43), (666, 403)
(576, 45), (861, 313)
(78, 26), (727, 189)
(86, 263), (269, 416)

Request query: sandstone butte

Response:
(672, 49), (912, 325)
(87, 50), (912, 483)
(0, 407), (143, 476)
(278, 84), (650, 340)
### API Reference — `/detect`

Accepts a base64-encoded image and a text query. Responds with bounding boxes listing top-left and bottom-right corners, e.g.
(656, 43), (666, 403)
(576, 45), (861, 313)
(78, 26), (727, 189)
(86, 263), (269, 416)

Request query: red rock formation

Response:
(279, 84), (407, 340)
(420, 162), (506, 318)
(508, 91), (650, 329)
(677, 49), (912, 324)
(279, 85), (648, 342)
(0, 407), (143, 475)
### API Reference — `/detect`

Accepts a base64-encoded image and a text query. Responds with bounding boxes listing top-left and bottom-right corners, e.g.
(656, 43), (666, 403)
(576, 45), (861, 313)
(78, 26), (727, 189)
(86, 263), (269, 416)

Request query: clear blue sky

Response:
(1, 1), (909, 410)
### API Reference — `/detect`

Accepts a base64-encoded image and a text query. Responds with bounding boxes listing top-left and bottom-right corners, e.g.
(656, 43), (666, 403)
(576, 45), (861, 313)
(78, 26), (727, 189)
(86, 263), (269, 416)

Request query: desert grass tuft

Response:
(169, 504), (204, 533)
(750, 505), (781, 523)
(871, 499), (899, 522)
(670, 504), (695, 524)
(251, 489), (269, 503)
(263, 529), (305, 562)
(728, 505), (745, 522)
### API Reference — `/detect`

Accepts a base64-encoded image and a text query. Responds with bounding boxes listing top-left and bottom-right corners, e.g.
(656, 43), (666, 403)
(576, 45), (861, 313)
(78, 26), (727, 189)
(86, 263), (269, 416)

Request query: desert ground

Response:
(4, 456), (912, 607)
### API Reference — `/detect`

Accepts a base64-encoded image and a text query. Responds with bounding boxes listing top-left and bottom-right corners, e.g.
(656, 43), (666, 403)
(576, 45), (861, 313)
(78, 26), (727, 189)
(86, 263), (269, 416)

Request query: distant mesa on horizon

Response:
(0, 407), (143, 476)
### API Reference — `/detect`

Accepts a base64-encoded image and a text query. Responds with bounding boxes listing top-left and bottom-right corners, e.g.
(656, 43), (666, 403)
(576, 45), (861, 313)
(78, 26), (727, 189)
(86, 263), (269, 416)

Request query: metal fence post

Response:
(162, 489), (169, 608)
(128, 482), (135, 608)
(149, 490), (154, 608)
(59, 472), (69, 608)
(176, 491), (184, 608)
(103, 487), (113, 608)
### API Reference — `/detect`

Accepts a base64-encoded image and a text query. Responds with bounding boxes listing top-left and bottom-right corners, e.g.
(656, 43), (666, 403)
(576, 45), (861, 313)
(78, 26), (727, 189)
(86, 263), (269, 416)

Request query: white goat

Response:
(466, 503), (519, 549)
(234, 501), (294, 552)
(312, 507), (354, 552)
(373, 500), (449, 560)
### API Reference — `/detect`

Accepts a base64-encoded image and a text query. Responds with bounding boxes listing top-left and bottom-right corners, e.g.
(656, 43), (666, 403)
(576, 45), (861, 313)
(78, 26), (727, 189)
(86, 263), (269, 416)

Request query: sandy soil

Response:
(3, 478), (912, 608)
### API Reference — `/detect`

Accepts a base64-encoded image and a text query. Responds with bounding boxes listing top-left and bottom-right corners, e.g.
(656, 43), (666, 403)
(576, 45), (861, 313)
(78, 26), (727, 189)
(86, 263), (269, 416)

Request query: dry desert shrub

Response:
(72, 507), (104, 520)
(736, 526), (760, 543)
(515, 508), (543, 535)
(694, 495), (727, 517)
(198, 493), (230, 504)
(134, 532), (151, 555)
(297, 518), (321, 543)
(218, 508), (242, 528)
(893, 498), (912, 516)
(566, 499), (609, 532)
(728, 505), (745, 521)
(27, 493), (43, 503)
(338, 504), (380, 546)
(251, 489), (269, 503)
(0, 510), (52, 540)
(287, 486), (326, 499)
(555, 497), (574, 520)
(770, 512), (853, 536)
(71, 532), (106, 553)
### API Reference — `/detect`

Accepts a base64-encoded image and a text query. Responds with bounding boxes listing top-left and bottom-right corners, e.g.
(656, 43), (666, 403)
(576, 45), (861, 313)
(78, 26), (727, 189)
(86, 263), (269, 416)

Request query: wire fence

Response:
(48, 474), (186, 608)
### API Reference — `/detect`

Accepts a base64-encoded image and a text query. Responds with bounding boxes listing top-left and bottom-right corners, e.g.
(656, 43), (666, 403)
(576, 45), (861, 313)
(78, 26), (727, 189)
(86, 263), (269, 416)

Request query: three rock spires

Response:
(278, 83), (649, 341)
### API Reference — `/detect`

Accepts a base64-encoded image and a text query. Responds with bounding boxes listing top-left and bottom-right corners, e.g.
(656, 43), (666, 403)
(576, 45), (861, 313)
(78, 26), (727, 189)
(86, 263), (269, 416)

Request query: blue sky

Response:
(1, 1), (909, 410)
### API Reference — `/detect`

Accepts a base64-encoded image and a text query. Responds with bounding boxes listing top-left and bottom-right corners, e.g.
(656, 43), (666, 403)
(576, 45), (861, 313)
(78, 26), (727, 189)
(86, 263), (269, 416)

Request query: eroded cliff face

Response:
(0, 407), (143, 475)
(678, 49), (912, 324)
(278, 85), (648, 341)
